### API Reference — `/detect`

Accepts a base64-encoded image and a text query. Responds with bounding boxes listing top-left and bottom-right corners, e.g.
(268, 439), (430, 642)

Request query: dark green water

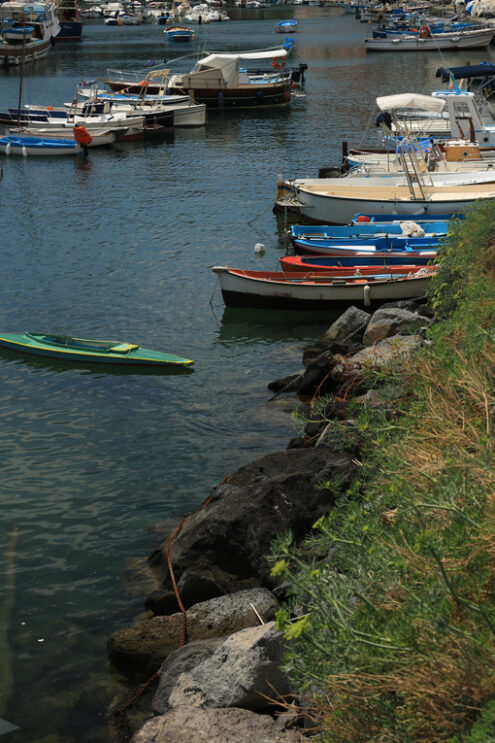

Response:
(0, 7), (493, 741)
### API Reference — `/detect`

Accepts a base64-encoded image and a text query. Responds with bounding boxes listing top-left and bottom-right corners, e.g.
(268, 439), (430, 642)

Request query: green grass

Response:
(269, 202), (495, 743)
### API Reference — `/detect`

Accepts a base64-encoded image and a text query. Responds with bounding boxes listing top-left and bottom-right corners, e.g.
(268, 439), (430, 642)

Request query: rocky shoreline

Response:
(107, 299), (435, 743)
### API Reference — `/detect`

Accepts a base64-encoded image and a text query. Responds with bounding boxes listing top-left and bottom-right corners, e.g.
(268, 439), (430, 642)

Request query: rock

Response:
(320, 306), (371, 347)
(297, 350), (336, 396)
(165, 622), (291, 712)
(363, 308), (428, 347)
(340, 334), (424, 374)
(267, 373), (304, 394)
(122, 558), (162, 598)
(153, 639), (223, 715)
(131, 706), (307, 743)
(154, 448), (358, 592)
(108, 588), (279, 674)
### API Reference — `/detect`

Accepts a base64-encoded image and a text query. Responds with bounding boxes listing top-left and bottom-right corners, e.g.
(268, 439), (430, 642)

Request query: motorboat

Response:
(163, 25), (194, 41)
(167, 46), (296, 108)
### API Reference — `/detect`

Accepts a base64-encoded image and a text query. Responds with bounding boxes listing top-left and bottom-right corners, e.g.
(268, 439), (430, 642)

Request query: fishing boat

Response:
(275, 19), (297, 33)
(0, 1), (60, 66)
(163, 25), (194, 41)
(0, 333), (194, 367)
(0, 134), (82, 155)
(166, 46), (296, 108)
(365, 27), (493, 51)
(291, 234), (440, 256)
(211, 266), (435, 310)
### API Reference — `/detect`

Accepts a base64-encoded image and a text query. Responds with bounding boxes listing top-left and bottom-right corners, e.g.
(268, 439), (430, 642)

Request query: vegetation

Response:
(270, 201), (495, 743)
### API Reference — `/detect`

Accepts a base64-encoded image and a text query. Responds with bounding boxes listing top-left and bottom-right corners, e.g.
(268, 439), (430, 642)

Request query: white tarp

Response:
(376, 93), (447, 113)
(198, 48), (288, 66)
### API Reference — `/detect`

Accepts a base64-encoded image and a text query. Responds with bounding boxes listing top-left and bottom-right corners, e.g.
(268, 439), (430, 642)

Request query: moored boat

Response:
(0, 134), (82, 155)
(0, 333), (194, 367)
(212, 266), (435, 310)
(167, 46), (296, 108)
(280, 254), (436, 270)
(365, 27), (493, 51)
(275, 19), (297, 33)
(163, 25), (194, 41)
(0, 1), (60, 66)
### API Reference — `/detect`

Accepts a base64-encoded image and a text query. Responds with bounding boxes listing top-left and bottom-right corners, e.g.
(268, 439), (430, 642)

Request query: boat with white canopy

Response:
(167, 47), (296, 108)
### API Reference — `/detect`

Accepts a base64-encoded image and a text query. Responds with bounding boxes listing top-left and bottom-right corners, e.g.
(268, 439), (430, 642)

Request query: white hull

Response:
(212, 267), (434, 309)
(293, 181), (495, 224)
(365, 29), (493, 50)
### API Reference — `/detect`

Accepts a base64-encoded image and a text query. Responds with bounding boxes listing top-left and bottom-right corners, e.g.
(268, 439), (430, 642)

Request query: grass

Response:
(269, 201), (495, 743)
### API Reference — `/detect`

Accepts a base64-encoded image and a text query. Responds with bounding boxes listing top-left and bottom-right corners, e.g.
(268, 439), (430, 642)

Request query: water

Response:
(0, 8), (494, 741)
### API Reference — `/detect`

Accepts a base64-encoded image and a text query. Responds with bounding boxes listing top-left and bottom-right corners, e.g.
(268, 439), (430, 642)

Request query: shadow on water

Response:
(0, 347), (195, 376)
(216, 306), (339, 343)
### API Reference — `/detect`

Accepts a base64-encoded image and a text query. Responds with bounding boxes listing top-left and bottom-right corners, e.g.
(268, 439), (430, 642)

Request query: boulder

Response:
(340, 334), (424, 374)
(298, 350), (342, 396)
(131, 706), (307, 743)
(153, 638), (223, 715)
(154, 448), (358, 592)
(267, 373), (304, 394)
(363, 308), (428, 347)
(320, 306), (371, 347)
(164, 622), (290, 712)
(108, 588), (279, 674)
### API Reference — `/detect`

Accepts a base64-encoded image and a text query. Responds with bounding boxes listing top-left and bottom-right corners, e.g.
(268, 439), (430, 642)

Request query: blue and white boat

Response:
(290, 220), (449, 242)
(2, 25), (35, 42)
(275, 19), (297, 33)
(163, 25), (194, 41)
(0, 135), (82, 156)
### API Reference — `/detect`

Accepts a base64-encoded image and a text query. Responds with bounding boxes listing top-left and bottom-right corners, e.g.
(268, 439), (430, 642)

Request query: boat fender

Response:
(254, 242), (265, 255)
(73, 126), (92, 146)
(22, 145), (27, 158)
(272, 56), (285, 70)
(284, 91), (290, 101)
(5, 142), (10, 156)
(363, 284), (371, 307)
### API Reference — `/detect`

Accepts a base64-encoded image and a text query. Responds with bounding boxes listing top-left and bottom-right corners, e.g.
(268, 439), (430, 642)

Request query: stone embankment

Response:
(107, 298), (435, 743)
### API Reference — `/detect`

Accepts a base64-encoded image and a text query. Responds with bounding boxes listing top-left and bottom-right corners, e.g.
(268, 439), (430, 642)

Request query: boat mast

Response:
(16, 27), (28, 127)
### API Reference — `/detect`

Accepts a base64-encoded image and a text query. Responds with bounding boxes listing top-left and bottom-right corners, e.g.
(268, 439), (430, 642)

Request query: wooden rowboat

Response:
(0, 333), (194, 367)
(212, 266), (435, 310)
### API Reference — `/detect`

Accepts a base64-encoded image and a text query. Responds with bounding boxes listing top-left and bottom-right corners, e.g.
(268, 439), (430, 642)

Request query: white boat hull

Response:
(293, 182), (495, 224)
(365, 29), (493, 51)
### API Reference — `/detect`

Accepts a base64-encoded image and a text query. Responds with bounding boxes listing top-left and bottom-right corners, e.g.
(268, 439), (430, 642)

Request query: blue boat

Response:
(290, 220), (449, 242)
(351, 213), (458, 223)
(0, 135), (82, 156)
(163, 25), (195, 42)
(276, 20), (297, 33)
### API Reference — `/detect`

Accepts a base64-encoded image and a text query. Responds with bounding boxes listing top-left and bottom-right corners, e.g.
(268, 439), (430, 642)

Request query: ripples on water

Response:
(1, 9), (493, 741)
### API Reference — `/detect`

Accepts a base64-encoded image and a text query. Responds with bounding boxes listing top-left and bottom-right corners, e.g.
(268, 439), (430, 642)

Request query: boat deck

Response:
(299, 181), (495, 201)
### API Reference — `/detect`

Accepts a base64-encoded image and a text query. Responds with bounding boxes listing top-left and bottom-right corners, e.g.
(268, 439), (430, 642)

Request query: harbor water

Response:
(1, 8), (494, 741)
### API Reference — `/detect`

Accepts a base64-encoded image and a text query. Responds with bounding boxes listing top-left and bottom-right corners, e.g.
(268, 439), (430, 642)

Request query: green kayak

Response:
(0, 333), (194, 368)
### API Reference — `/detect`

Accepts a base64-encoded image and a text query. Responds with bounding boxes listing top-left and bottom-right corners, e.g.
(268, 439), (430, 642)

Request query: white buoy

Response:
(254, 242), (265, 255)
(22, 146), (28, 158)
(5, 143), (11, 156)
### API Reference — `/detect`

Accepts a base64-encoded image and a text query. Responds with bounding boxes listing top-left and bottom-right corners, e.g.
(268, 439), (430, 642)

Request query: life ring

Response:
(272, 56), (285, 70)
(419, 24), (430, 38)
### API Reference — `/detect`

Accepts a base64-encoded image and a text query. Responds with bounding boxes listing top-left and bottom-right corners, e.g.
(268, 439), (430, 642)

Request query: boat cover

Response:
(376, 93), (446, 112)
(436, 64), (495, 82)
(198, 48), (289, 67)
